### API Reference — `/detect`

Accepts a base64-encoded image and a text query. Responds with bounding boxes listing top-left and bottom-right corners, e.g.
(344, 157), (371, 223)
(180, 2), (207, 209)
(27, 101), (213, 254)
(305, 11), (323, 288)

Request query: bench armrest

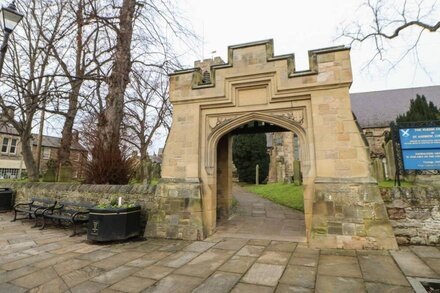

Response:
(72, 211), (89, 221)
(14, 201), (34, 208)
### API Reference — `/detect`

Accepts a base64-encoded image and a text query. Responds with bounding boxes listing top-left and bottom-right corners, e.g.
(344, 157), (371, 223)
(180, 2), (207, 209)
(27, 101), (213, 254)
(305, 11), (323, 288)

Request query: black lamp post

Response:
(0, 1), (23, 76)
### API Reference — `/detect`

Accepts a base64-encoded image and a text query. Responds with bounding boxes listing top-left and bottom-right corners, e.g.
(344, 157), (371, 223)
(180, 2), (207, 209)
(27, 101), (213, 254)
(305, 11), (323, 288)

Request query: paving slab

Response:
(411, 246), (440, 258)
(236, 245), (266, 257)
(61, 266), (107, 288)
(214, 238), (248, 251)
(242, 263), (285, 287)
(275, 284), (314, 292)
(1, 252), (52, 271)
(156, 251), (199, 268)
(135, 265), (174, 280)
(143, 274), (204, 293)
(219, 255), (257, 274)
(93, 251), (145, 269)
(391, 249), (438, 278)
(53, 258), (91, 275)
(10, 267), (58, 289)
(109, 276), (156, 292)
(33, 252), (78, 269)
(425, 258), (440, 275)
(267, 241), (297, 253)
(358, 255), (410, 286)
(292, 247), (319, 258)
(289, 257), (318, 267)
(0, 252), (31, 266)
(70, 281), (109, 293)
(257, 251), (291, 265)
(92, 266), (139, 285)
(0, 283), (26, 293)
(174, 248), (235, 278)
(193, 271), (241, 293)
(183, 241), (216, 253)
(247, 239), (271, 246)
(231, 283), (274, 293)
(279, 265), (316, 289)
(0, 266), (39, 284)
(364, 282), (415, 293)
(315, 275), (365, 293)
(76, 250), (115, 262)
(28, 277), (69, 293)
(317, 255), (362, 278)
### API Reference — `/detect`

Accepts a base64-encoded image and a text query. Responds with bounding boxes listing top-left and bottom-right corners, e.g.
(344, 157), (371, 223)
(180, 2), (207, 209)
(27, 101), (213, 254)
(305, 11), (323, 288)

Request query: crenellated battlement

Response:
(169, 39), (352, 104)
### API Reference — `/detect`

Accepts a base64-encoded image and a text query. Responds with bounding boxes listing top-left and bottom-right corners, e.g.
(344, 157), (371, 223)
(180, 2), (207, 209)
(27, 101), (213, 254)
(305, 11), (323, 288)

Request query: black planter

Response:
(87, 206), (142, 242)
(0, 188), (14, 211)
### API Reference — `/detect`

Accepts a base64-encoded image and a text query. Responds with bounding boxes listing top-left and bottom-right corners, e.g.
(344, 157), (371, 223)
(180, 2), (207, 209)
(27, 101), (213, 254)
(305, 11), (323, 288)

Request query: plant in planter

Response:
(87, 197), (143, 242)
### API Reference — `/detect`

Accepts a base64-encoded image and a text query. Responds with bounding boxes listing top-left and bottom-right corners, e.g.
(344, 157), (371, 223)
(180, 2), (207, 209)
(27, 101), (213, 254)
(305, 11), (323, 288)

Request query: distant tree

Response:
(232, 133), (269, 183)
(396, 94), (440, 123)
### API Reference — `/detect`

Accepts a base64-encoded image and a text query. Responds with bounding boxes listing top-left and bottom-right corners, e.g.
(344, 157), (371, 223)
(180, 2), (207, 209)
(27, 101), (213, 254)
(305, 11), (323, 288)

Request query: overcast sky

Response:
(179, 0), (440, 93)
(146, 0), (440, 153)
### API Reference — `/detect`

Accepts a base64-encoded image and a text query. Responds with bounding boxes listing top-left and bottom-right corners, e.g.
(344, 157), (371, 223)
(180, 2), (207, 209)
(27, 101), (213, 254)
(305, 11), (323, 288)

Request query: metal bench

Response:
(12, 197), (57, 227)
(41, 201), (94, 236)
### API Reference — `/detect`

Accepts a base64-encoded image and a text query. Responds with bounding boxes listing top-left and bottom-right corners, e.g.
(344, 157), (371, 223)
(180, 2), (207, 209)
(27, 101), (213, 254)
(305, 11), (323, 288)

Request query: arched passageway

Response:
(215, 120), (306, 242)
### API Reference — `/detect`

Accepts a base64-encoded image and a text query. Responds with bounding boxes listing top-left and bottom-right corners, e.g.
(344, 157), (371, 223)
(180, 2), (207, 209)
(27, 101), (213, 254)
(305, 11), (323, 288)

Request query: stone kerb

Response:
(380, 186), (440, 246)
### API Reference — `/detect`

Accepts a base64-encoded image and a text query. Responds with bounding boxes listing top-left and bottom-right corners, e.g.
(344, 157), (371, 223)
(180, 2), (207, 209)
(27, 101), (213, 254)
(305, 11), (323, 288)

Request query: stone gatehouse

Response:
(145, 39), (397, 249)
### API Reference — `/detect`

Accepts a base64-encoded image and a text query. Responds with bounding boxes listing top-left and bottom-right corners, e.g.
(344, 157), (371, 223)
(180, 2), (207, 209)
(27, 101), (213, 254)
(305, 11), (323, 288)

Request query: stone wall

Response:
(380, 186), (440, 246)
(2, 182), (157, 230)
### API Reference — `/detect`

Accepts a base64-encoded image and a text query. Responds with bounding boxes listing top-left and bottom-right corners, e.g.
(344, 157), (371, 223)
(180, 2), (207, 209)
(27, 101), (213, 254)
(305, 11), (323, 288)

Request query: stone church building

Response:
(267, 85), (440, 183)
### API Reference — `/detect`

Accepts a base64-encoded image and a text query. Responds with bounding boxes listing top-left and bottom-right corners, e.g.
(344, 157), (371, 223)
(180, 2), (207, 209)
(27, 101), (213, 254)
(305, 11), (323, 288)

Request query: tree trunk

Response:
(139, 143), (148, 181)
(58, 87), (80, 167)
(21, 134), (39, 181)
(57, 0), (84, 170)
(99, 0), (136, 150)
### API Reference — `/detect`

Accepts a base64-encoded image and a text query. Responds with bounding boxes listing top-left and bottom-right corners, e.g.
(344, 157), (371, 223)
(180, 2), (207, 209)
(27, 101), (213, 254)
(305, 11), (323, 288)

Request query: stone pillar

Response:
(216, 135), (232, 221)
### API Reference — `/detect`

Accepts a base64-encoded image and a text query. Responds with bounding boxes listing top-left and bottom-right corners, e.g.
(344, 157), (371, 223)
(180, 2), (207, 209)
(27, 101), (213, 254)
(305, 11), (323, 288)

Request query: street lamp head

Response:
(1, 1), (23, 34)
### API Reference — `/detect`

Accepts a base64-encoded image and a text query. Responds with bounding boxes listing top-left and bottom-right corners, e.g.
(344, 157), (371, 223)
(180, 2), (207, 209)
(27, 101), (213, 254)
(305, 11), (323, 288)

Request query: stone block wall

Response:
(2, 182), (157, 231)
(380, 187), (440, 246)
(311, 177), (397, 249)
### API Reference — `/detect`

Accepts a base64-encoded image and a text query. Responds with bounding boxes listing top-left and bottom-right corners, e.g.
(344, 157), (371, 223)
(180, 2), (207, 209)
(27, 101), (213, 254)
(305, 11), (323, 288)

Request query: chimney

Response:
(1, 106), (15, 122)
(72, 129), (79, 142)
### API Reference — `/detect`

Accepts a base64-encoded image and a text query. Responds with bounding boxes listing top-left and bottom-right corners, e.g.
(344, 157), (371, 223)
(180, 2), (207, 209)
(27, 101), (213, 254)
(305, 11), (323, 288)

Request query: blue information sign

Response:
(399, 127), (440, 170)
(401, 149), (440, 170)
(399, 127), (440, 149)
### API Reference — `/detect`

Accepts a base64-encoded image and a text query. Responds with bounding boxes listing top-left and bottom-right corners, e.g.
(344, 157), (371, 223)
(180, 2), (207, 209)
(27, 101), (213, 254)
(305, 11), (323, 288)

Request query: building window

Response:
(42, 147), (51, 159)
(1, 138), (9, 153)
(0, 168), (21, 179)
(9, 139), (17, 154)
(1, 137), (18, 154)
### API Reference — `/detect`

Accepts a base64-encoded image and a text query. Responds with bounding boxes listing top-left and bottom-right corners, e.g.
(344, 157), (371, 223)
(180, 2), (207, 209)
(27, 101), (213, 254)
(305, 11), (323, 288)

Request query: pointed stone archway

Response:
(145, 39), (398, 249)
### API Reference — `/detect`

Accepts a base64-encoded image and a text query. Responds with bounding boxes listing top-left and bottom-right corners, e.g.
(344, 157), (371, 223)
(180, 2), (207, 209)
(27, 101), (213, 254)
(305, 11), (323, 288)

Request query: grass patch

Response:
(243, 182), (304, 212)
(378, 180), (414, 188)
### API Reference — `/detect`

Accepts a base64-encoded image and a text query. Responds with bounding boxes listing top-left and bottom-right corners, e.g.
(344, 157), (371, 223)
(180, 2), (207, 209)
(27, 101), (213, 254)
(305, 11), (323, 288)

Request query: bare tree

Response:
(123, 69), (171, 180)
(339, 0), (439, 67)
(0, 0), (66, 181)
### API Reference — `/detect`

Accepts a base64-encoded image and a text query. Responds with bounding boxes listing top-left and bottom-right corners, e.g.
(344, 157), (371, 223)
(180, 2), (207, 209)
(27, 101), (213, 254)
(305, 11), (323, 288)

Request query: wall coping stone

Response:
(0, 182), (156, 194)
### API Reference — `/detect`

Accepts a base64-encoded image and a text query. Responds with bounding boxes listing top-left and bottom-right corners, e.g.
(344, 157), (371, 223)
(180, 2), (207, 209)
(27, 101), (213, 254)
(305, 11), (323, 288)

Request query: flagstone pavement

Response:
(1, 208), (439, 292)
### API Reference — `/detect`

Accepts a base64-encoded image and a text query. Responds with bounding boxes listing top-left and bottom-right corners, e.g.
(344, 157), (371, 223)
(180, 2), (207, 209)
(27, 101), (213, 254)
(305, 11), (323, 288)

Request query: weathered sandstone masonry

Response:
(144, 39), (398, 249)
(381, 187), (440, 246)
